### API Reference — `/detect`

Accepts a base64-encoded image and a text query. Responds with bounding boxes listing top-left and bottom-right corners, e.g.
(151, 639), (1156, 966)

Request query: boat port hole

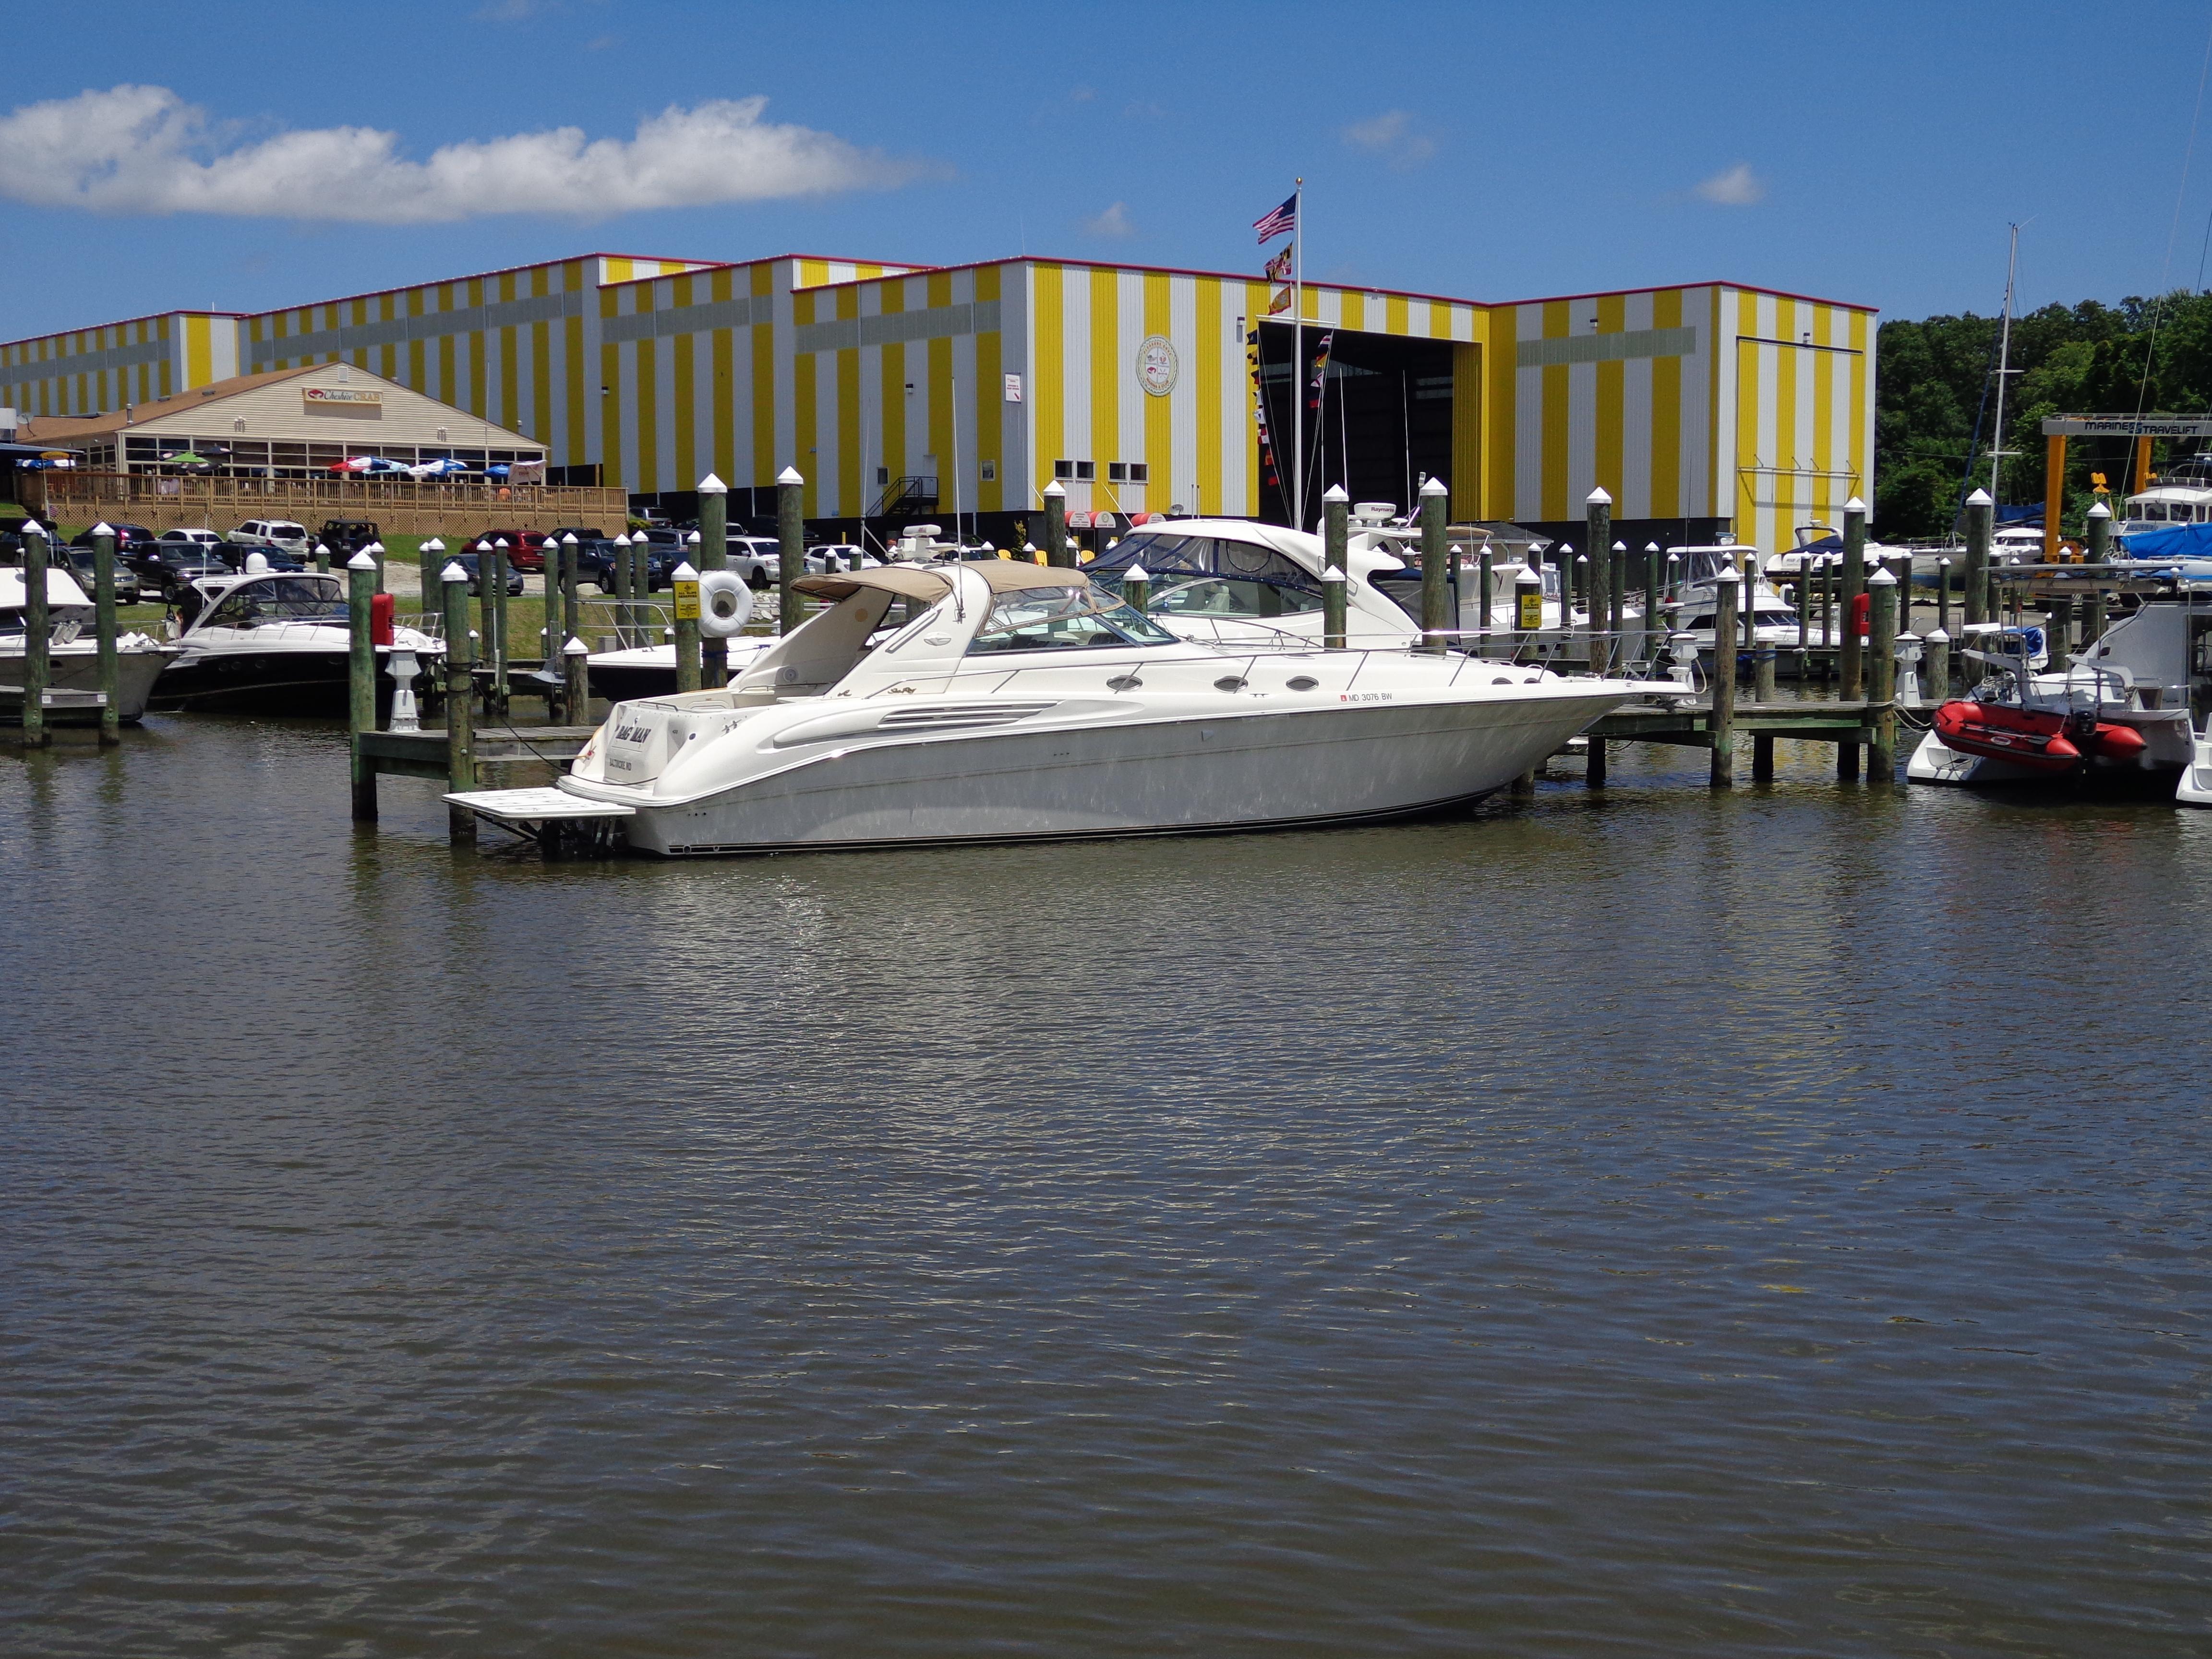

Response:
(1287, 675), (1319, 691)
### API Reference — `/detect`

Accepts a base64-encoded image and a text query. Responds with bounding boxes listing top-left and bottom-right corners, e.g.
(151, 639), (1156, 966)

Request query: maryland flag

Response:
(1246, 330), (1280, 491)
(1264, 245), (1292, 283)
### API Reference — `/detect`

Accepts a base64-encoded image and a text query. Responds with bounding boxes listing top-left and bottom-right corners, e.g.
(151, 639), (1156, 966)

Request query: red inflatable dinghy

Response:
(1932, 700), (2081, 772)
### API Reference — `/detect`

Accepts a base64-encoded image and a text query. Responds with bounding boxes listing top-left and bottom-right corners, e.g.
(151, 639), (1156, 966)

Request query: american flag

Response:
(1252, 193), (1296, 243)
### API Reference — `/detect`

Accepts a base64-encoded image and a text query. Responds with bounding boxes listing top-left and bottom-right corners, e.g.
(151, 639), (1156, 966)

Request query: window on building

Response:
(980, 459), (997, 482)
(1074, 460), (1095, 481)
(877, 466), (890, 486)
(1127, 462), (1148, 483)
(1054, 459), (1075, 481)
(1108, 463), (1128, 483)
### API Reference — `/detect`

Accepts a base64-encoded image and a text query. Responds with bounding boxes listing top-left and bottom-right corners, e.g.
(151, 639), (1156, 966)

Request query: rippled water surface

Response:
(6, 718), (2211, 1657)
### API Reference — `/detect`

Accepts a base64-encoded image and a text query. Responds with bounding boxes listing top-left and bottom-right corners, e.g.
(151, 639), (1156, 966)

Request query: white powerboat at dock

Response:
(0, 561), (175, 724)
(451, 562), (1647, 855)
(151, 566), (442, 715)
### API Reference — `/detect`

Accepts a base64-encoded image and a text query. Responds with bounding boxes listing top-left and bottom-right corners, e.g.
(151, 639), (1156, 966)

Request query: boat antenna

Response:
(1988, 224), (2020, 507)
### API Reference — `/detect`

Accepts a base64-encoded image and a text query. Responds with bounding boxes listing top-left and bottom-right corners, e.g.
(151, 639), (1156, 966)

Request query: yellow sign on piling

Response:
(1517, 588), (1543, 630)
(673, 578), (700, 620)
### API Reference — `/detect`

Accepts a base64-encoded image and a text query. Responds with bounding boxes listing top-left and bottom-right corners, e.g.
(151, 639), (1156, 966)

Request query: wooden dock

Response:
(1590, 697), (1887, 749)
(354, 724), (594, 784)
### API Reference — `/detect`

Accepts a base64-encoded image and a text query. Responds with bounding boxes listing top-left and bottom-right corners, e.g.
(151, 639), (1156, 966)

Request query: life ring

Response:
(697, 568), (755, 636)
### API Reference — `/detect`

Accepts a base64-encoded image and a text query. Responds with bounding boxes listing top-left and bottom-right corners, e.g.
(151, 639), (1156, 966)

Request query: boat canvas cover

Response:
(2119, 520), (2212, 561)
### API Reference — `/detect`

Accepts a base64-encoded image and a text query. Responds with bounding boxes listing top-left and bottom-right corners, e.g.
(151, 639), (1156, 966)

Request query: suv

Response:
(318, 519), (379, 558)
(72, 522), (157, 556)
(233, 519), (309, 550)
(727, 536), (784, 587)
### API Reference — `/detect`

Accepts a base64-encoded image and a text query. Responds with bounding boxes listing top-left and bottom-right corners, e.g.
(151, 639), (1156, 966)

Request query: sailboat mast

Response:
(1989, 224), (2020, 503)
(1292, 178), (1304, 530)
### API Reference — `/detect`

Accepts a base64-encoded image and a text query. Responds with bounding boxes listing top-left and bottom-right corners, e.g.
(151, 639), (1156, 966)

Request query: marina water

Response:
(7, 720), (2210, 1655)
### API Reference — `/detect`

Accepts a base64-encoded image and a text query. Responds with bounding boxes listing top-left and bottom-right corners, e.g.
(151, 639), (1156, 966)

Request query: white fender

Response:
(697, 568), (755, 636)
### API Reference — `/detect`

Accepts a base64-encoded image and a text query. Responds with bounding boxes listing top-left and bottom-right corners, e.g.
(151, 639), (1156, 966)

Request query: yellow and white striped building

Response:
(2, 251), (1875, 553)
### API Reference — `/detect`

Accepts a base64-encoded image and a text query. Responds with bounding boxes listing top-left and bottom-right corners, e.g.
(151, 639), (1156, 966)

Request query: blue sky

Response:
(3, 0), (2210, 342)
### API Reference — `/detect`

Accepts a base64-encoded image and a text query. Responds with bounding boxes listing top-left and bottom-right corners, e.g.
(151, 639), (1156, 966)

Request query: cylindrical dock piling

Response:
(1584, 489), (1611, 673)
(776, 467), (805, 641)
(699, 473), (730, 685)
(21, 521), (50, 748)
(1420, 477), (1450, 653)
(1868, 567), (1899, 783)
(563, 635), (589, 724)
(1924, 628), (1950, 710)
(1045, 479), (1070, 569)
(92, 523), (120, 745)
(1124, 564), (1151, 616)
(672, 560), (701, 692)
(1964, 488), (1993, 629)
(441, 562), (476, 843)
(348, 550), (377, 821)
(1709, 574), (1737, 786)
(1323, 486), (1349, 649)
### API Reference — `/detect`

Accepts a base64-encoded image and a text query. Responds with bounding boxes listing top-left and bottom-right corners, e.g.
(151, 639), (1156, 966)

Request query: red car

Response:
(457, 529), (550, 572)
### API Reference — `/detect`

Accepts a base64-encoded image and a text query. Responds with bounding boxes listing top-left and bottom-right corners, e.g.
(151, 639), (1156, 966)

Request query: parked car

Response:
(136, 546), (235, 602)
(450, 553), (527, 597)
(232, 519), (309, 550)
(547, 525), (607, 545)
(317, 519), (379, 558)
(157, 527), (225, 550)
(462, 530), (553, 573)
(726, 536), (784, 587)
(68, 521), (156, 551)
(577, 538), (675, 593)
(58, 544), (144, 605)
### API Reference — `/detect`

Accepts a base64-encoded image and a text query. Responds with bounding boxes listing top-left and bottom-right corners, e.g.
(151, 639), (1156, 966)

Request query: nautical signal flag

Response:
(1264, 245), (1292, 283)
(1268, 287), (1292, 315)
(1253, 193), (1297, 243)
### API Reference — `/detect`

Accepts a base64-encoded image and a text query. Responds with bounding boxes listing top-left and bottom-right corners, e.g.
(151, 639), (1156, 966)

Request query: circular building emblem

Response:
(1137, 335), (1178, 397)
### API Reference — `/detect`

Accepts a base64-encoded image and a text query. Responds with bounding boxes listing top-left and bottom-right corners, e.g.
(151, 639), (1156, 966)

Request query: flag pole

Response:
(1292, 177), (1304, 531)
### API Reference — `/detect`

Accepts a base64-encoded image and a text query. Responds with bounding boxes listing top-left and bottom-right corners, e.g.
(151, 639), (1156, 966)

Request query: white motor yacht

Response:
(0, 561), (175, 722)
(1085, 516), (1608, 651)
(453, 562), (1646, 855)
(1664, 546), (1834, 655)
(2121, 453), (2212, 540)
(150, 566), (442, 714)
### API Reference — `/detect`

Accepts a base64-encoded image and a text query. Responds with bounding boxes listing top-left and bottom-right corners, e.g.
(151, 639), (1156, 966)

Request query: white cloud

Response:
(1341, 109), (1435, 170)
(0, 84), (928, 223)
(1083, 200), (1135, 238)
(1695, 162), (1765, 206)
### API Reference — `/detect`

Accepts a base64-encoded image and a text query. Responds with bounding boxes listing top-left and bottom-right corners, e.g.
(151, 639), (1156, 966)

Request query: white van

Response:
(232, 519), (309, 549)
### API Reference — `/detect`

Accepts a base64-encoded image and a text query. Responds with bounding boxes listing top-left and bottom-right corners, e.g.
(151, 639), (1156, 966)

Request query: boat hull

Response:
(580, 690), (1623, 856)
(0, 645), (172, 723)
(148, 644), (425, 715)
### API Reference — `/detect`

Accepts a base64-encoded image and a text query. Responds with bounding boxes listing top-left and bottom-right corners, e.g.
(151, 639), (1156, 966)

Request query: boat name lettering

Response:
(613, 723), (653, 743)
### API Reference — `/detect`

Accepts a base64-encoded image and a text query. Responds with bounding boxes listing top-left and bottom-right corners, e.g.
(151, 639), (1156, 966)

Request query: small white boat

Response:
(0, 562), (175, 723)
(457, 562), (1645, 855)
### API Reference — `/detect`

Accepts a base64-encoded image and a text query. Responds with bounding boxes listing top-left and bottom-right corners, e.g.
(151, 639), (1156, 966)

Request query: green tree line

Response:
(1874, 291), (2212, 539)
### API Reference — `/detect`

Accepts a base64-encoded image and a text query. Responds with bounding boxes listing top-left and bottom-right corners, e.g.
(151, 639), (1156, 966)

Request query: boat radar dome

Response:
(245, 551), (268, 573)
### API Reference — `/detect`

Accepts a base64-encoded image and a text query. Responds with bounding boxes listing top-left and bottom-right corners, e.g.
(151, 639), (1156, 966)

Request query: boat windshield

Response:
(966, 584), (1178, 654)
(203, 577), (347, 628)
(1150, 577), (1322, 619)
